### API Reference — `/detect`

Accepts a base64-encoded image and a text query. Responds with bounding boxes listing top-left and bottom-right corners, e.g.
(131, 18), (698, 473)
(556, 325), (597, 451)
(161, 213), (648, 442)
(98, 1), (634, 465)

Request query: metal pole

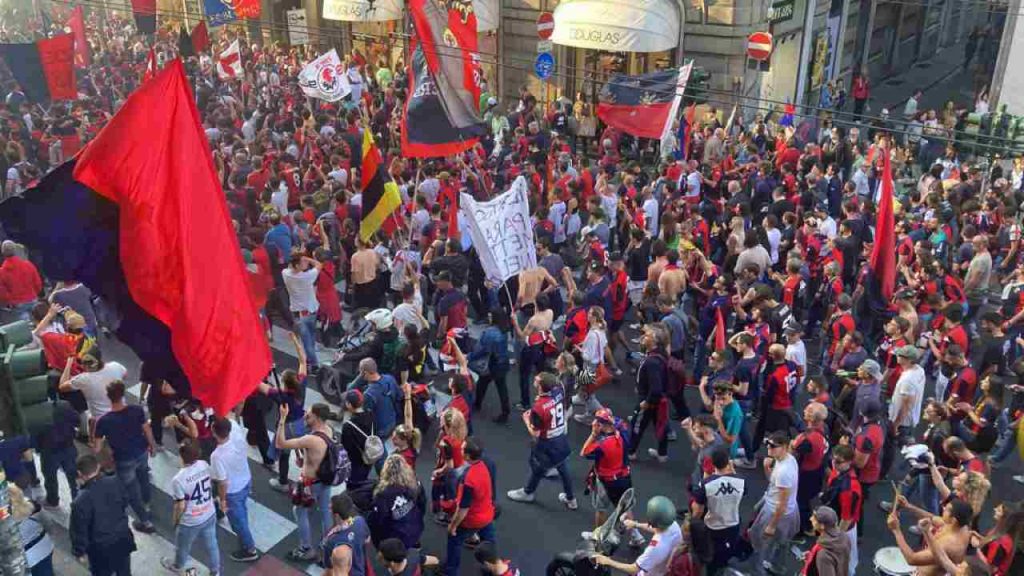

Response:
(794, 0), (818, 109)
(0, 471), (27, 576)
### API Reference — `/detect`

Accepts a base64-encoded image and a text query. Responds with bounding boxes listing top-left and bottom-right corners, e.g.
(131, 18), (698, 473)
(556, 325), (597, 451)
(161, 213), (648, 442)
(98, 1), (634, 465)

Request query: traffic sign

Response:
(747, 31), (773, 61)
(537, 12), (554, 39)
(535, 52), (555, 80)
(537, 39), (553, 53)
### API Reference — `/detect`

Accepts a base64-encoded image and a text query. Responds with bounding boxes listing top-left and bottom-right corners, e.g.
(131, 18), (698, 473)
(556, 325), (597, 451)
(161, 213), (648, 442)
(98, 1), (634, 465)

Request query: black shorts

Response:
(609, 317), (625, 333)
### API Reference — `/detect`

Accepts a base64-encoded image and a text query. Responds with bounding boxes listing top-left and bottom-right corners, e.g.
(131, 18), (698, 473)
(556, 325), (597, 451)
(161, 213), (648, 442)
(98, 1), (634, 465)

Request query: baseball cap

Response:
(814, 506), (839, 528)
(894, 345), (921, 360)
(580, 225), (594, 238)
(859, 359), (882, 380)
(784, 322), (804, 335)
(594, 408), (614, 424)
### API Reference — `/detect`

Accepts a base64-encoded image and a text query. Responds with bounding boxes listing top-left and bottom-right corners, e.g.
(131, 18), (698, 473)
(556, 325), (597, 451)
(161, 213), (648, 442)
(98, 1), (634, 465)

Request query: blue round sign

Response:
(535, 52), (555, 80)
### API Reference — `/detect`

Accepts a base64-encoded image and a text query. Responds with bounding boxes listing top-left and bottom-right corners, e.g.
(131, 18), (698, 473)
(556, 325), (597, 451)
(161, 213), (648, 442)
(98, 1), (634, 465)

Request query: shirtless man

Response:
(886, 498), (972, 576)
(646, 240), (669, 288)
(274, 403), (336, 561)
(516, 265), (559, 315)
(657, 249), (688, 304)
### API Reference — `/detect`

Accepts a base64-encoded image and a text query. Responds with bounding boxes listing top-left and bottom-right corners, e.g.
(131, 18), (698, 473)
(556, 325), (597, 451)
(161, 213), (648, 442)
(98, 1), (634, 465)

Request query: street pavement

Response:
(34, 313), (1024, 576)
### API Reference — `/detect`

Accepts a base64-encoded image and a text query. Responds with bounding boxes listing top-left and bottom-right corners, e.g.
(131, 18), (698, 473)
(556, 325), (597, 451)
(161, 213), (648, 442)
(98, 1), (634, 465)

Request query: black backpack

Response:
(314, 431), (351, 487)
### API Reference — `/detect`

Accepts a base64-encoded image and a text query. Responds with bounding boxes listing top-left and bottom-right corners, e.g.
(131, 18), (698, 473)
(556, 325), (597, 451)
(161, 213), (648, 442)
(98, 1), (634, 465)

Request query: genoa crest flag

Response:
(0, 34), (76, 103)
(597, 65), (691, 140)
(0, 60), (270, 415)
(401, 43), (484, 158)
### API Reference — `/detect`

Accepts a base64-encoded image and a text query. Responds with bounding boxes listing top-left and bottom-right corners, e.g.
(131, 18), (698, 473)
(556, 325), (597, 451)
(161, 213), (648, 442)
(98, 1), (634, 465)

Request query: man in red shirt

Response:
(820, 445), (863, 574)
(793, 403), (830, 538)
(507, 372), (575, 509)
(446, 438), (495, 575)
(581, 408), (632, 529)
(851, 399), (885, 535)
(755, 344), (799, 448)
(0, 241), (41, 317)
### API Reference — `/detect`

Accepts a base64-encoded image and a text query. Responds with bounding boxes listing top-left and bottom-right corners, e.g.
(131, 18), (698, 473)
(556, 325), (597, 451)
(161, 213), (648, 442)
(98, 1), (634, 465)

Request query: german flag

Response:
(358, 129), (401, 242)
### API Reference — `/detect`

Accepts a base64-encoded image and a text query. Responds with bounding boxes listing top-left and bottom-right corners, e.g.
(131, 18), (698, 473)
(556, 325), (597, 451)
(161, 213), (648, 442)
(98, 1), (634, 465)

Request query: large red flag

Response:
(869, 149), (896, 301)
(68, 6), (90, 66)
(191, 20), (210, 53)
(142, 47), (157, 82)
(35, 34), (76, 101)
(73, 59), (271, 415)
(714, 307), (726, 351)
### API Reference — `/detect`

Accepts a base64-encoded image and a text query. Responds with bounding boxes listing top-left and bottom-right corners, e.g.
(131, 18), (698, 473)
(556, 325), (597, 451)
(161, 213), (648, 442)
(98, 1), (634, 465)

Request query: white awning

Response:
(552, 0), (681, 53)
(474, 0), (500, 32)
(322, 0), (402, 22)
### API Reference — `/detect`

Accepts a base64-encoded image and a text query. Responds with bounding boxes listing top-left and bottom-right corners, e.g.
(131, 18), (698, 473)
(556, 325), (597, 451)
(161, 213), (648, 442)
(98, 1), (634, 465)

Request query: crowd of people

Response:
(0, 4), (1022, 576)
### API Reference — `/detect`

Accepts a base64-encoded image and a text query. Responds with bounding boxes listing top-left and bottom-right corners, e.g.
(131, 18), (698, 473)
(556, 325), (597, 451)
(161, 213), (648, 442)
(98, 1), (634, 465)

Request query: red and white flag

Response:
(217, 40), (242, 80)
(142, 47), (157, 82)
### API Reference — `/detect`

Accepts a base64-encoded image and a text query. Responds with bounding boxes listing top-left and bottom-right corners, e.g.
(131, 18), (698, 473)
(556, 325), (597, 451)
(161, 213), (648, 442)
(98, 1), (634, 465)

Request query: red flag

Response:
(234, 0), (261, 18)
(190, 20), (209, 53)
(129, 0), (156, 34)
(68, 6), (90, 66)
(714, 307), (726, 351)
(869, 149), (896, 301)
(142, 47), (157, 82)
(73, 59), (271, 415)
(682, 103), (697, 160)
(36, 34), (76, 101)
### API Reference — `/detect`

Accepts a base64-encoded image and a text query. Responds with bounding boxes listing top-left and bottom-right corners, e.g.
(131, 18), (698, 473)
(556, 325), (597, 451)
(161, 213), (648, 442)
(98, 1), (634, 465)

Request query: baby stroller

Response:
(546, 488), (637, 576)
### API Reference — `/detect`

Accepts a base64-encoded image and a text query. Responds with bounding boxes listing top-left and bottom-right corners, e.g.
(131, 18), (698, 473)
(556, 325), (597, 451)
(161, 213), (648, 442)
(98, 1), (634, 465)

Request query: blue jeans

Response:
(115, 453), (151, 524)
(905, 471), (940, 515)
(990, 410), (1016, 464)
(524, 452), (574, 500)
(174, 515), (220, 573)
(294, 481), (332, 549)
(293, 313), (319, 369)
(30, 555), (53, 576)
(225, 483), (256, 552)
(40, 444), (77, 506)
(446, 522), (495, 575)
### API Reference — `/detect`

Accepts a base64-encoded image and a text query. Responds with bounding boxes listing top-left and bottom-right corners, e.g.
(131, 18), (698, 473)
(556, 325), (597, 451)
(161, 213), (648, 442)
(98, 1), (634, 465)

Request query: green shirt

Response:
(375, 67), (393, 88)
(720, 401), (744, 457)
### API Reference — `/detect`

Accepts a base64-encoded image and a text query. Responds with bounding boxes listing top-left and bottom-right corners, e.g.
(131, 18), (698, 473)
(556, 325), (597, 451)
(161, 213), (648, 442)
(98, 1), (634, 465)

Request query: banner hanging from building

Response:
(460, 176), (537, 285)
(322, 0), (402, 21)
(204, 0), (238, 27)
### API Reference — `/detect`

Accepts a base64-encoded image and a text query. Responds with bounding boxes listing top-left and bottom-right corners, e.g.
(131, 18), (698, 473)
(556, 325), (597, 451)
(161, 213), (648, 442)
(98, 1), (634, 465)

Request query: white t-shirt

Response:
(172, 461), (215, 527)
(5, 167), (20, 194)
(393, 302), (427, 332)
(762, 454), (799, 515)
(785, 342), (807, 386)
(282, 267), (320, 313)
(581, 329), (608, 369)
(635, 521), (682, 576)
(327, 168), (348, 186)
(210, 421), (251, 494)
(70, 362), (128, 420)
(642, 198), (659, 237)
(889, 364), (926, 427)
(766, 228), (782, 264)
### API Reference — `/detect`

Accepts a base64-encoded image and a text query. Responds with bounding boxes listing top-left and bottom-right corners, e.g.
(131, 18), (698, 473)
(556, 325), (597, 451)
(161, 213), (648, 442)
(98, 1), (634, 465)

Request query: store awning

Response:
(551, 0), (681, 53)
(322, 0), (402, 22)
(474, 0), (500, 32)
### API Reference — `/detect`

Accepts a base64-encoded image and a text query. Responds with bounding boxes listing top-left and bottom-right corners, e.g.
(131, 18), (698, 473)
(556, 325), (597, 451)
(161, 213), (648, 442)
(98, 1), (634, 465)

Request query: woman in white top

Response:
(572, 306), (610, 423)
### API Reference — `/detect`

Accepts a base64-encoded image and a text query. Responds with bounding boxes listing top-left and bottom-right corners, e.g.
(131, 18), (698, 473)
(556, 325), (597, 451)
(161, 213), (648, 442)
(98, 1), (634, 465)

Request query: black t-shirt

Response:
(626, 240), (650, 282)
(972, 333), (1009, 376)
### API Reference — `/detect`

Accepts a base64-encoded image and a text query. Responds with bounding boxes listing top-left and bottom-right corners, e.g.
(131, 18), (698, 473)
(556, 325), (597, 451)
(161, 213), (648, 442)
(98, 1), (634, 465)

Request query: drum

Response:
(874, 546), (914, 575)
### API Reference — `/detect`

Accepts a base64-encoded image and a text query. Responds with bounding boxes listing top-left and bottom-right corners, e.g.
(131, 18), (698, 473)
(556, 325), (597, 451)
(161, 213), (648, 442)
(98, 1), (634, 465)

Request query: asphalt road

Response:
(34, 314), (1024, 576)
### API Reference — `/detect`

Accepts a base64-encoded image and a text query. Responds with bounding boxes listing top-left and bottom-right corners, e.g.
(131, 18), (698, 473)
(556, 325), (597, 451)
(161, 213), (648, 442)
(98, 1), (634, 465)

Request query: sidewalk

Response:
(871, 36), (977, 114)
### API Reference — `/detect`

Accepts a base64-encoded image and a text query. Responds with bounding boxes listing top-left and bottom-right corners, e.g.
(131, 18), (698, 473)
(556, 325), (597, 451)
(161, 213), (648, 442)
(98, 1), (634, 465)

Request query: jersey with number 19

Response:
(171, 460), (215, 527)
(529, 387), (570, 461)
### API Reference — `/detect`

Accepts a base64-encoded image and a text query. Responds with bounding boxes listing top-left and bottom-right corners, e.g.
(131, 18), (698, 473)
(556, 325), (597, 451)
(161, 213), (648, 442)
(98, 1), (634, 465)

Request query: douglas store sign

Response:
(568, 27), (625, 47)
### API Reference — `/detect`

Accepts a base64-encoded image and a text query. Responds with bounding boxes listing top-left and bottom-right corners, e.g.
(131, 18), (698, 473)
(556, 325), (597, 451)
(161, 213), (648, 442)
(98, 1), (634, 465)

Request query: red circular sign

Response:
(537, 12), (555, 40)
(746, 31), (773, 61)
